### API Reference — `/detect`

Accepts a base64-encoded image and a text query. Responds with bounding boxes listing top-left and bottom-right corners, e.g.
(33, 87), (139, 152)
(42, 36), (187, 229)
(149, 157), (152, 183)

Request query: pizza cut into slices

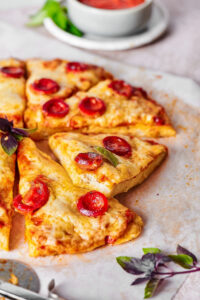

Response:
(25, 78), (175, 139)
(49, 132), (168, 197)
(0, 141), (16, 250)
(15, 138), (143, 257)
(0, 58), (26, 127)
(25, 58), (112, 106)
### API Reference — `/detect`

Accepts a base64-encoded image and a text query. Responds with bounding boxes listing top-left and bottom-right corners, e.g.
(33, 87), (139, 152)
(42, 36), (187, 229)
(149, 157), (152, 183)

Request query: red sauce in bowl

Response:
(79, 0), (145, 10)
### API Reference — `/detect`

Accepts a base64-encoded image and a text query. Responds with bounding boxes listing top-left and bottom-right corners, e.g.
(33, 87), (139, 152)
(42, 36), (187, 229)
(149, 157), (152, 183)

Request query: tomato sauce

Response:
(79, 0), (145, 10)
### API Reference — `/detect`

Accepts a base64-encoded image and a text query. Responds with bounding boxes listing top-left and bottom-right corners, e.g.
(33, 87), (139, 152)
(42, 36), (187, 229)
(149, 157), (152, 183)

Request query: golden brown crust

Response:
(0, 141), (16, 251)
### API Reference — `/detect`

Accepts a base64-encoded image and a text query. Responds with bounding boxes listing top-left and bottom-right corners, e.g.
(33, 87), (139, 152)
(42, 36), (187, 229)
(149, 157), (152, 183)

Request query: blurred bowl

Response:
(67, 0), (153, 37)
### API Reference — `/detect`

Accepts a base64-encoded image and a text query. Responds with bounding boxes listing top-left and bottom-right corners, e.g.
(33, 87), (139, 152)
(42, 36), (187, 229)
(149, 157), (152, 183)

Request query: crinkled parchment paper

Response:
(0, 21), (199, 300)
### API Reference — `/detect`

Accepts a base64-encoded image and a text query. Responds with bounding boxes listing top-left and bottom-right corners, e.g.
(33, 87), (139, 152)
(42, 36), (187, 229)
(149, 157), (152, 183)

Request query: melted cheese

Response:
(49, 132), (167, 197)
(0, 59), (25, 127)
(25, 79), (175, 139)
(18, 138), (142, 257)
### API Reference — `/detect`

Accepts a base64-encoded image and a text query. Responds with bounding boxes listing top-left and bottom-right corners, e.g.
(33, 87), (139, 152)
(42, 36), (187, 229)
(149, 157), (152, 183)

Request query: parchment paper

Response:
(0, 21), (199, 300)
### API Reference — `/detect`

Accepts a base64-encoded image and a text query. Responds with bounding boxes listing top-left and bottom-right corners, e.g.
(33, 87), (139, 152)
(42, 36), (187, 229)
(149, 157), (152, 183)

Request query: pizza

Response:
(14, 138), (143, 256)
(24, 78), (175, 139)
(0, 57), (176, 257)
(0, 58), (26, 128)
(0, 141), (15, 250)
(49, 132), (168, 197)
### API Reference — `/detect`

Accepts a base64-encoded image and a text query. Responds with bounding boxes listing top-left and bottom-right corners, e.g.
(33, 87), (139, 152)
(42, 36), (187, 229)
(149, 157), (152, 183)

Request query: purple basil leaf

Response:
(0, 118), (13, 132)
(12, 134), (24, 142)
(1, 134), (18, 155)
(140, 254), (157, 276)
(177, 245), (197, 265)
(155, 254), (171, 263)
(144, 278), (162, 299)
(131, 277), (150, 286)
(11, 127), (37, 137)
(11, 128), (28, 137)
(155, 253), (172, 269)
(116, 257), (144, 275)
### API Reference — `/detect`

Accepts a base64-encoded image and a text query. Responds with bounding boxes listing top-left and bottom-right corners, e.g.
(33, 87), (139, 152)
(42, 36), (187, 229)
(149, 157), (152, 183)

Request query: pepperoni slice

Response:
(13, 176), (50, 214)
(31, 78), (60, 94)
(77, 191), (108, 217)
(105, 236), (116, 244)
(108, 80), (133, 98)
(125, 209), (135, 224)
(153, 116), (165, 125)
(66, 62), (89, 72)
(43, 98), (69, 117)
(132, 87), (148, 98)
(75, 152), (103, 171)
(146, 139), (159, 146)
(79, 97), (106, 117)
(103, 136), (132, 157)
(0, 66), (24, 78)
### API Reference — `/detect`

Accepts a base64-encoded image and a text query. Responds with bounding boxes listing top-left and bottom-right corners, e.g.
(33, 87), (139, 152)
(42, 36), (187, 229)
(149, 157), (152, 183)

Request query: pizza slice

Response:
(25, 79), (175, 139)
(0, 141), (16, 250)
(49, 132), (168, 197)
(25, 58), (112, 106)
(0, 58), (26, 127)
(15, 138), (143, 257)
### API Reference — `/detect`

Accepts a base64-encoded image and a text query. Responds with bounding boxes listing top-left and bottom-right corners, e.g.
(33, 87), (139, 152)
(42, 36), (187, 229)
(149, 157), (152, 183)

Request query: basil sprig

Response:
(27, 0), (83, 37)
(0, 118), (37, 155)
(117, 245), (200, 298)
(94, 146), (119, 167)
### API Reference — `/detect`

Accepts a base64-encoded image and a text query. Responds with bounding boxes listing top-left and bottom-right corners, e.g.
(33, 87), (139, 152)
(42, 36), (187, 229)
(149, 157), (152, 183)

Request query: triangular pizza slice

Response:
(49, 132), (168, 197)
(0, 141), (16, 250)
(26, 58), (112, 106)
(0, 58), (26, 127)
(15, 138), (143, 257)
(25, 79), (175, 139)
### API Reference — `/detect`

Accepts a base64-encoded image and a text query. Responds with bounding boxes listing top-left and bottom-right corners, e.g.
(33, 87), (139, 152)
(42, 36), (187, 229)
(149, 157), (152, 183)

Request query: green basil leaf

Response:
(26, 0), (61, 27)
(168, 254), (193, 269)
(26, 9), (48, 27)
(94, 146), (119, 167)
(1, 134), (18, 155)
(52, 9), (68, 30)
(143, 248), (161, 255)
(177, 245), (197, 265)
(68, 20), (83, 37)
(144, 278), (161, 299)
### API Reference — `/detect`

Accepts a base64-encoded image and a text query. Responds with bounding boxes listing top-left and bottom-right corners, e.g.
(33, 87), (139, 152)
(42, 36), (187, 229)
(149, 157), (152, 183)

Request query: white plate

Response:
(44, 2), (169, 51)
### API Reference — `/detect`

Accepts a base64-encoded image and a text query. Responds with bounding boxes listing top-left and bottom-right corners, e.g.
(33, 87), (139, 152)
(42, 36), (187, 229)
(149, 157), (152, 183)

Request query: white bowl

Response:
(67, 0), (153, 37)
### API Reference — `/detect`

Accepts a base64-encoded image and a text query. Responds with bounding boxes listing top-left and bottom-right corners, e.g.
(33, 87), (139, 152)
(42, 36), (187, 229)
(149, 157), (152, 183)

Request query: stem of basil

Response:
(156, 267), (200, 277)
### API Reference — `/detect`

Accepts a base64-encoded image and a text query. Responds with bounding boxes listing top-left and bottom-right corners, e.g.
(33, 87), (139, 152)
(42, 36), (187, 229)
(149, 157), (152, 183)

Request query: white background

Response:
(0, 0), (43, 10)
